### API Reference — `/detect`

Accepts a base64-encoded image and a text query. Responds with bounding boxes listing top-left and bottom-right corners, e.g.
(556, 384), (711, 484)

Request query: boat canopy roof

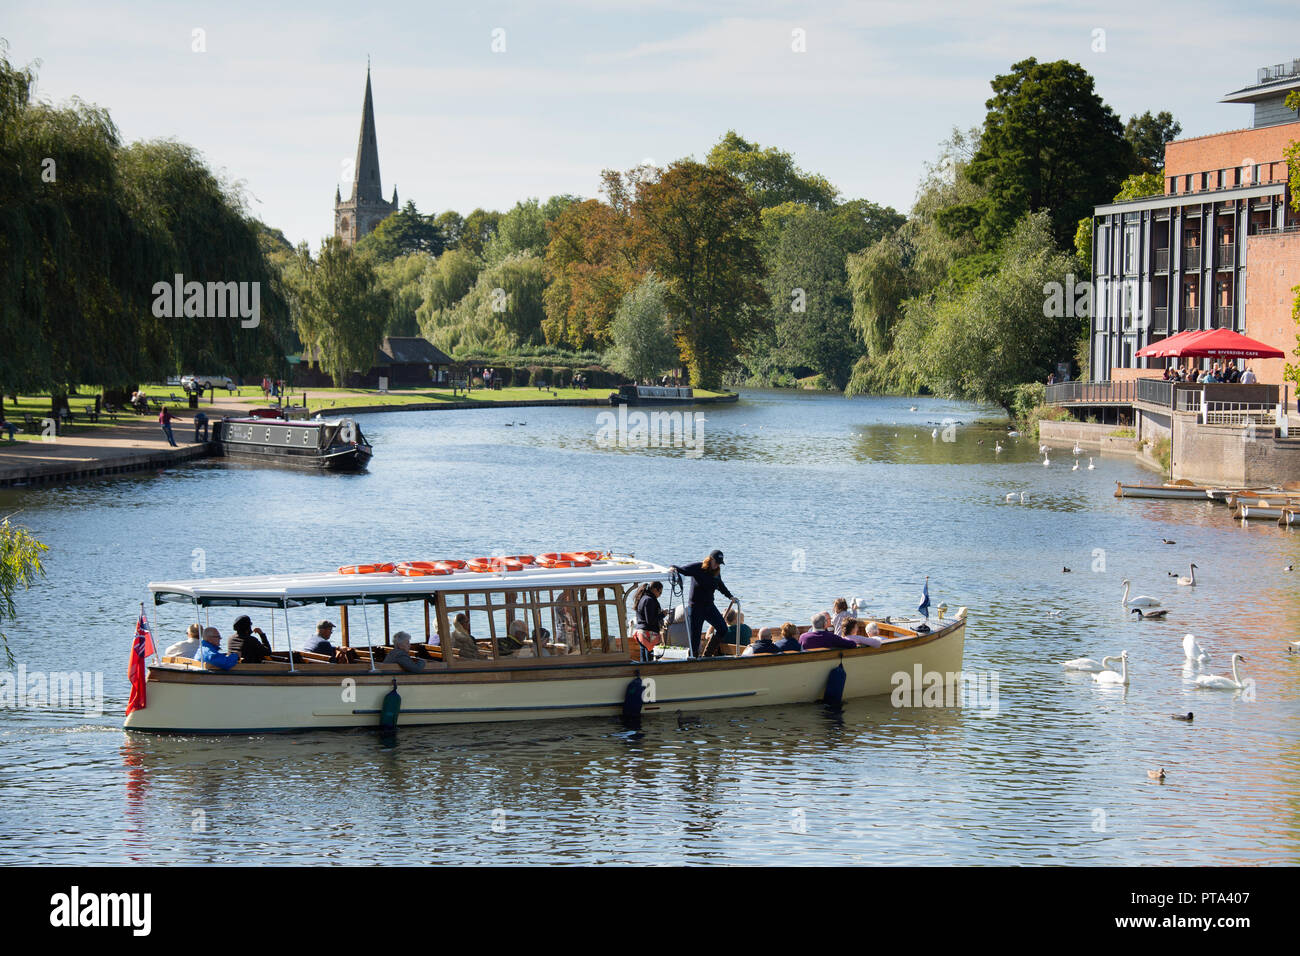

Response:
(149, 557), (674, 607)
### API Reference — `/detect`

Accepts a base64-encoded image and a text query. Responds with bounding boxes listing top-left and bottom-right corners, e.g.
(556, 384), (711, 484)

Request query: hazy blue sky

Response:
(6, 1), (1295, 248)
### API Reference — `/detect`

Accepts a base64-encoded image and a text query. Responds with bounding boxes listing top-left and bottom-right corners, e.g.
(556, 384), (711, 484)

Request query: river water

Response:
(1, 389), (1297, 865)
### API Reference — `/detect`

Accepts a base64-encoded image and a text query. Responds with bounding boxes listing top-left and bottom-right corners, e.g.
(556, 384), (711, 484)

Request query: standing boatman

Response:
(670, 549), (735, 658)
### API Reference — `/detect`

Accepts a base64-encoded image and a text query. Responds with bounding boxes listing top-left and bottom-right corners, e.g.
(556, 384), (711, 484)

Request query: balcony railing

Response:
(1136, 378), (1173, 408)
(1045, 381), (1135, 405)
(1047, 380), (1282, 412)
(1214, 307), (1234, 328)
(1183, 246), (1202, 269)
(1154, 247), (1170, 272)
(1150, 307), (1168, 334)
(1217, 243), (1235, 268)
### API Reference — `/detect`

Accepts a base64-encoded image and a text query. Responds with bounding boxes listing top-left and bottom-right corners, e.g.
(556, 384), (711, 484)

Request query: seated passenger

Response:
(302, 619), (359, 664)
(385, 631), (425, 673)
(773, 622), (802, 653)
(516, 625), (557, 657)
(799, 612), (858, 651)
(227, 614), (273, 664)
(725, 607), (752, 647)
(196, 626), (239, 670)
(451, 613), (483, 660)
(496, 619), (526, 657)
(829, 598), (851, 635)
(740, 627), (781, 656)
(164, 623), (203, 659)
(844, 619), (884, 648)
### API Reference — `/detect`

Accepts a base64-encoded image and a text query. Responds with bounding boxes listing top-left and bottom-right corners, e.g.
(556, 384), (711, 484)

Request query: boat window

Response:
(433, 587), (628, 661)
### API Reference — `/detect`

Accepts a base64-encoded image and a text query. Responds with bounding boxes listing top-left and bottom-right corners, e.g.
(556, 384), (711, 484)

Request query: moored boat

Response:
(125, 554), (968, 734)
(1114, 480), (1219, 500)
(609, 384), (697, 406)
(212, 415), (372, 470)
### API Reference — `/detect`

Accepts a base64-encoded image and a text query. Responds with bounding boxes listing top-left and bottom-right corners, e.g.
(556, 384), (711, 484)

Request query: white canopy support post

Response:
(283, 600), (295, 673)
(360, 596), (377, 672)
(732, 599), (744, 658)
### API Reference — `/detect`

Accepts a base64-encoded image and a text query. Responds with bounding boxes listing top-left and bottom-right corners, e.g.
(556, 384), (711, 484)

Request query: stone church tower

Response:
(334, 67), (398, 246)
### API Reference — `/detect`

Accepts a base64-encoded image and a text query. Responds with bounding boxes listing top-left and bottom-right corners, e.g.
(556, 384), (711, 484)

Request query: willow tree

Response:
(0, 516), (47, 667)
(295, 238), (390, 386)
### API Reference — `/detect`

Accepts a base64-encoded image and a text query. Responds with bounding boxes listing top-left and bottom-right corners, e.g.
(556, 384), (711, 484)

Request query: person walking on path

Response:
(670, 549), (735, 658)
(193, 410), (209, 442)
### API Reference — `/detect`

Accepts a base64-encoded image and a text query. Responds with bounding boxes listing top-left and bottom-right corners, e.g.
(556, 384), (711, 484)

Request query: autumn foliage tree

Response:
(631, 161), (769, 389)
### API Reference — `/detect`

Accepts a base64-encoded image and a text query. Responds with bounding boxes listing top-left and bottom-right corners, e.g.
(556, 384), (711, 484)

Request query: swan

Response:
(1094, 650), (1129, 685)
(1039, 444), (1048, 455)
(932, 428), (938, 438)
(1131, 607), (1169, 620)
(1072, 459), (1079, 471)
(1062, 653), (1119, 673)
(1194, 653), (1247, 690)
(1121, 580), (1161, 607)
(1177, 563), (1198, 586)
(995, 442), (1003, 454)
(1042, 455), (1050, 467)
(1019, 492), (1026, 503)
(1073, 443), (1082, 456)
(1007, 429), (1020, 437)
(1182, 633), (1209, 665)
(1004, 492), (1016, 502)
(909, 405), (918, 411)
(1087, 458), (1095, 470)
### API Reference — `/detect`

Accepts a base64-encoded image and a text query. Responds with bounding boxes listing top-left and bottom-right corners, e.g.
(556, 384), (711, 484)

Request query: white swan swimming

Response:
(1039, 443), (1048, 455)
(1087, 457), (1095, 470)
(1195, 653), (1247, 690)
(1121, 580), (1161, 607)
(1094, 650), (1129, 685)
(1042, 455), (1050, 467)
(1062, 653), (1120, 673)
(1004, 492), (1016, 502)
(1182, 633), (1210, 666)
(1007, 429), (1020, 437)
(1177, 563), (1198, 586)
(1072, 443), (1082, 456)
(1072, 459), (1079, 471)
(932, 428), (938, 438)
(995, 442), (1003, 454)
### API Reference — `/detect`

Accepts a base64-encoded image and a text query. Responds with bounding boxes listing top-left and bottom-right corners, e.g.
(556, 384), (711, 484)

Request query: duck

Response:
(1161, 538), (1176, 545)
(1093, 650), (1129, 685)
(909, 405), (918, 412)
(1121, 580), (1161, 607)
(1062, 566), (1071, 573)
(1177, 563), (1198, 586)
(1087, 458), (1095, 469)
(1131, 607), (1169, 620)
(1182, 633), (1210, 666)
(1061, 653), (1120, 673)
(1284, 564), (1293, 572)
(1288, 641), (1299, 654)
(1194, 653), (1247, 690)
(1147, 768), (1166, 781)
(1170, 712), (1194, 721)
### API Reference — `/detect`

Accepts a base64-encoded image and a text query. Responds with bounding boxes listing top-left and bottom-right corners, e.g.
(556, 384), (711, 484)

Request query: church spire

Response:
(351, 65), (384, 203)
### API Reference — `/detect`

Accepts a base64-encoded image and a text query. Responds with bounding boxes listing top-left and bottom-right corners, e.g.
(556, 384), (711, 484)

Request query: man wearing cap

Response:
(304, 619), (340, 658)
(227, 615), (273, 663)
(669, 549), (735, 658)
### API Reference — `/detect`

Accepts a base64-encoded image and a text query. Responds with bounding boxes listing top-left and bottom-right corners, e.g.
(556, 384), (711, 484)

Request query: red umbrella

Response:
(1137, 328), (1284, 359)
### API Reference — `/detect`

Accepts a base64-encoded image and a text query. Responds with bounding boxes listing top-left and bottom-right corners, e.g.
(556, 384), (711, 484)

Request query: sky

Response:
(5, 0), (1296, 249)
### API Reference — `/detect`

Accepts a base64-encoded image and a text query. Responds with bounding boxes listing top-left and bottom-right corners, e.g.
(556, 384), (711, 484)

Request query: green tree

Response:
(1282, 90), (1300, 395)
(457, 208), (501, 258)
(542, 197), (639, 349)
(356, 200), (444, 260)
(706, 131), (838, 210)
(0, 516), (47, 666)
(434, 210), (465, 248)
(764, 209), (858, 388)
(605, 274), (678, 383)
(374, 253), (432, 337)
(1073, 170), (1165, 261)
(632, 160), (769, 389)
(295, 237), (390, 385)
(953, 59), (1134, 248)
(1125, 111), (1182, 174)
(420, 253), (545, 354)
(893, 211), (1078, 415)
(483, 199), (549, 264)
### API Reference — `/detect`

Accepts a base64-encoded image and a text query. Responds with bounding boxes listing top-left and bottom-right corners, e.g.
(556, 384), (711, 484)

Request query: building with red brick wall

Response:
(1089, 60), (1300, 384)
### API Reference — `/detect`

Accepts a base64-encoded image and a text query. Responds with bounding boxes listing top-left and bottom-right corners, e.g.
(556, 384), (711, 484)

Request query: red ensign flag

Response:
(126, 613), (154, 716)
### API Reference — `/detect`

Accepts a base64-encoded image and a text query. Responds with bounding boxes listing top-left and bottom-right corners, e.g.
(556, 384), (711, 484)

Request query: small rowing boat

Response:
(1114, 480), (1218, 500)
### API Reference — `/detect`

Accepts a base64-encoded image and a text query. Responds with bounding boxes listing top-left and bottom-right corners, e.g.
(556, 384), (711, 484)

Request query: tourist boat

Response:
(1114, 480), (1219, 500)
(211, 415), (372, 470)
(123, 554), (968, 734)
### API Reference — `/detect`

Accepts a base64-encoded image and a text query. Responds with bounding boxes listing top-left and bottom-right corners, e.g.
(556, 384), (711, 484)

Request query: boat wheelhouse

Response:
(211, 416), (372, 470)
(126, 554), (968, 734)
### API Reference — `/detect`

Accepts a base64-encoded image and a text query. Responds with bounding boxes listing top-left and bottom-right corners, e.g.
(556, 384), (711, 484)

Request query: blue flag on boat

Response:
(918, 578), (930, 619)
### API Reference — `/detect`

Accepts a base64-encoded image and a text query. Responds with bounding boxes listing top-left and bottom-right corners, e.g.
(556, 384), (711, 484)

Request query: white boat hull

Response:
(124, 620), (967, 733)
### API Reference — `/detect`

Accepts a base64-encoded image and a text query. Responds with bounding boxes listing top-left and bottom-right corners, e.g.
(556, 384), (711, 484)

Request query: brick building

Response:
(1090, 60), (1300, 385)
(334, 67), (398, 246)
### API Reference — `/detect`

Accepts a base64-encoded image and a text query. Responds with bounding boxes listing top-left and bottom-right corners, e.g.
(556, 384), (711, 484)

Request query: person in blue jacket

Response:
(670, 549), (735, 658)
(195, 626), (239, 670)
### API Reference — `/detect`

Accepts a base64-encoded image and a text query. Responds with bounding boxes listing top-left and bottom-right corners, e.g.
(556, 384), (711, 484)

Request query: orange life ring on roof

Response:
(537, 552), (591, 569)
(338, 563), (395, 574)
(566, 551), (604, 561)
(466, 556), (524, 573)
(505, 554), (536, 565)
(394, 561), (454, 576)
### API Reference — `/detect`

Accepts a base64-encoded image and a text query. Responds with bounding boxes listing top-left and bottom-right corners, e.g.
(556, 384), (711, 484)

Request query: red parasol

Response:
(1136, 328), (1284, 359)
